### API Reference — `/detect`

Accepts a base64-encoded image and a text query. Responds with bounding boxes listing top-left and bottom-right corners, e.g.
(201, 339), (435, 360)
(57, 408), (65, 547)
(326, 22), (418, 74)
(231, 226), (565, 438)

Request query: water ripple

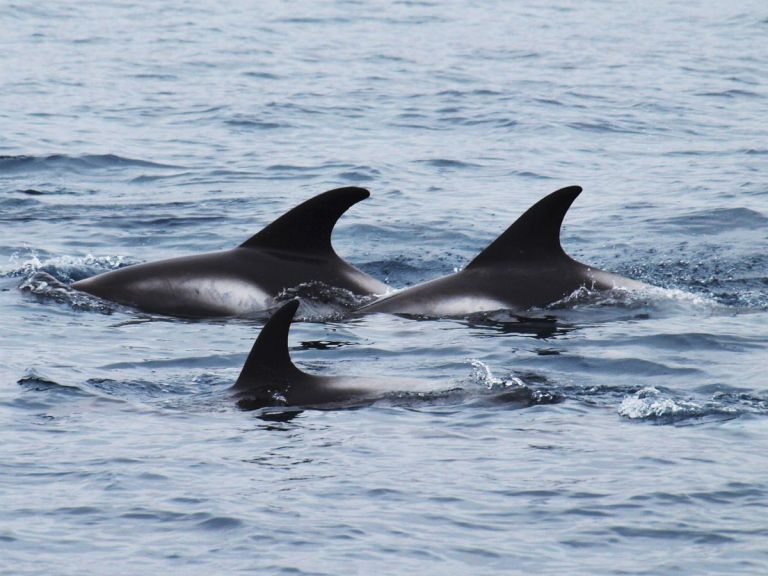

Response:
(0, 154), (179, 173)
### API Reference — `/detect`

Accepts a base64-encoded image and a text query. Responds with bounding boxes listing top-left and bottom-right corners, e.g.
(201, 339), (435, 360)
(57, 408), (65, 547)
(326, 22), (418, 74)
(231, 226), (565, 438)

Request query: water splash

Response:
(467, 359), (563, 406)
(619, 387), (738, 424)
(4, 251), (130, 281)
(469, 358), (520, 389)
(275, 281), (376, 320)
(552, 284), (725, 317)
(18, 271), (116, 314)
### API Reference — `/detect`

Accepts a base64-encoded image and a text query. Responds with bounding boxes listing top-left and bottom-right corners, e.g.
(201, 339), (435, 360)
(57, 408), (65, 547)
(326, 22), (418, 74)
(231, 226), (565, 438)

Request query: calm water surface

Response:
(1, 1), (767, 574)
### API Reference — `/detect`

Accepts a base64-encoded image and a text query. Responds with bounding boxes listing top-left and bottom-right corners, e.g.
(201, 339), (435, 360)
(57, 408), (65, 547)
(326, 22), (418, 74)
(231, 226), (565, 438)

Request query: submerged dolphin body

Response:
(231, 299), (438, 409)
(357, 186), (647, 317)
(72, 187), (388, 318)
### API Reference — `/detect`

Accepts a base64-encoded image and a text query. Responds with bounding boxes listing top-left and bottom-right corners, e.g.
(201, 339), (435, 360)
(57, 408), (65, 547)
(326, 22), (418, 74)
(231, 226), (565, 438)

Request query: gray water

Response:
(2, 1), (767, 574)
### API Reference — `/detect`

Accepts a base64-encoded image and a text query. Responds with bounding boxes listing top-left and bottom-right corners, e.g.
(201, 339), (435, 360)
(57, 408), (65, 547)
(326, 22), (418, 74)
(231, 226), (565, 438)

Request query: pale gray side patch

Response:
(134, 276), (272, 315)
(395, 295), (509, 316)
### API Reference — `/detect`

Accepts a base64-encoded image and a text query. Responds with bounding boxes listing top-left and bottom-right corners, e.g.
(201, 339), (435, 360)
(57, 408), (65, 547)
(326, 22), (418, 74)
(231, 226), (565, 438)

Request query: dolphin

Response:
(356, 185), (647, 317)
(231, 299), (441, 409)
(72, 187), (388, 318)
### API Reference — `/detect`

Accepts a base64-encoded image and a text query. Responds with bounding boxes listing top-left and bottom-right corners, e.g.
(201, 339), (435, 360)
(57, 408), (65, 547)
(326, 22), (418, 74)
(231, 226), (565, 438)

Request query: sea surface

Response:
(1, 1), (767, 574)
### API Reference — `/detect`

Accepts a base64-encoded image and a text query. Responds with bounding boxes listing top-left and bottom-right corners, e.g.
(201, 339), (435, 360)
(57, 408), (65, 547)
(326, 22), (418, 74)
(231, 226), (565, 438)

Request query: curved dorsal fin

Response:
(465, 186), (582, 269)
(240, 187), (370, 255)
(233, 299), (306, 392)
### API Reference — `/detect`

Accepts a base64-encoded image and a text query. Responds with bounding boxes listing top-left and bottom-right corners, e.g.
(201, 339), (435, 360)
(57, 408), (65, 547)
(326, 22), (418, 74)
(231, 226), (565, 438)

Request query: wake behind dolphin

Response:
(72, 187), (388, 318)
(357, 186), (648, 317)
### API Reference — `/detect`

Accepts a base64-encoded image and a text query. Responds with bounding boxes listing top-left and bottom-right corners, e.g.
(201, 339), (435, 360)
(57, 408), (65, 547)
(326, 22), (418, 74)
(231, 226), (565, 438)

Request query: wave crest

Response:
(276, 281), (375, 320)
(0, 153), (178, 174)
(619, 387), (739, 424)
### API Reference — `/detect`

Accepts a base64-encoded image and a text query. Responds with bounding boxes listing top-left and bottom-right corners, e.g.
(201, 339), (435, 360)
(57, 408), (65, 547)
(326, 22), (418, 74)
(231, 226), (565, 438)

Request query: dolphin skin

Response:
(356, 186), (647, 317)
(72, 187), (388, 318)
(231, 299), (438, 409)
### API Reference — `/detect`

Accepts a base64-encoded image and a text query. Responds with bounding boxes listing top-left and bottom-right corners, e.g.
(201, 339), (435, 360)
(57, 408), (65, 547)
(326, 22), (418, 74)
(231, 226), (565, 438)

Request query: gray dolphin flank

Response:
(72, 187), (388, 318)
(357, 186), (647, 317)
(232, 299), (436, 409)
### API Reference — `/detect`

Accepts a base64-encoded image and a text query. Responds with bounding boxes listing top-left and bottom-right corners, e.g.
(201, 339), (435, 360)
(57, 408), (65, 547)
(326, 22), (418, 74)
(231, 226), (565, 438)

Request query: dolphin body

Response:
(231, 299), (438, 409)
(72, 187), (388, 318)
(356, 186), (647, 317)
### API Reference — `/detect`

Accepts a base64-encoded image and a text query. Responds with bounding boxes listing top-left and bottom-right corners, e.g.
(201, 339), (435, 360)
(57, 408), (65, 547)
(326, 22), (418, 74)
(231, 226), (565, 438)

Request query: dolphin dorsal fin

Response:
(465, 186), (583, 269)
(233, 299), (305, 392)
(240, 187), (370, 255)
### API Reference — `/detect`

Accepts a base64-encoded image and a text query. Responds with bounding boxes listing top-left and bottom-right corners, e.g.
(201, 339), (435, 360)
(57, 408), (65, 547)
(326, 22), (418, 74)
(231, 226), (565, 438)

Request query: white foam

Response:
(3, 251), (127, 277)
(555, 283), (721, 312)
(617, 386), (726, 420)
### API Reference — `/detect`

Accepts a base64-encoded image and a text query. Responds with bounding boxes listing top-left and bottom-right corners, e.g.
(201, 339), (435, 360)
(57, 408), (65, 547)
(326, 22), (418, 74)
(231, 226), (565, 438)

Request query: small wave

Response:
(336, 166), (381, 182)
(6, 252), (130, 313)
(619, 387), (739, 424)
(130, 172), (191, 184)
(466, 359), (564, 406)
(0, 153), (178, 174)
(16, 372), (92, 405)
(533, 97), (566, 107)
(224, 116), (286, 130)
(551, 284), (721, 315)
(711, 391), (768, 414)
(275, 281), (375, 320)
(0, 197), (43, 209)
(697, 89), (762, 99)
(4, 252), (130, 282)
(87, 377), (200, 400)
(355, 257), (432, 287)
(654, 207), (767, 235)
(241, 71), (280, 80)
(196, 516), (243, 531)
(416, 158), (482, 169)
(435, 89), (503, 97)
(618, 332), (764, 353)
(567, 121), (643, 135)
(615, 248), (768, 310)
(275, 16), (352, 24)
(509, 170), (554, 180)
(18, 271), (116, 314)
(131, 73), (179, 80)
(100, 355), (239, 371)
(8, 186), (89, 197)
(116, 507), (243, 530)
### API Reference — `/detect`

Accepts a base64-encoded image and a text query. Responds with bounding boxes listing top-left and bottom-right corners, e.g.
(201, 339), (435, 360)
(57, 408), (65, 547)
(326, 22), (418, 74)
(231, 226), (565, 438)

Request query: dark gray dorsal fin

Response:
(465, 186), (582, 269)
(233, 299), (305, 392)
(240, 187), (370, 255)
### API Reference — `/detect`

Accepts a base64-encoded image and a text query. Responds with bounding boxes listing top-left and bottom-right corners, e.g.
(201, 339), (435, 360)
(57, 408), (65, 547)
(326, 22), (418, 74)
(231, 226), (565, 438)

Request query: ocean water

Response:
(1, 1), (767, 574)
